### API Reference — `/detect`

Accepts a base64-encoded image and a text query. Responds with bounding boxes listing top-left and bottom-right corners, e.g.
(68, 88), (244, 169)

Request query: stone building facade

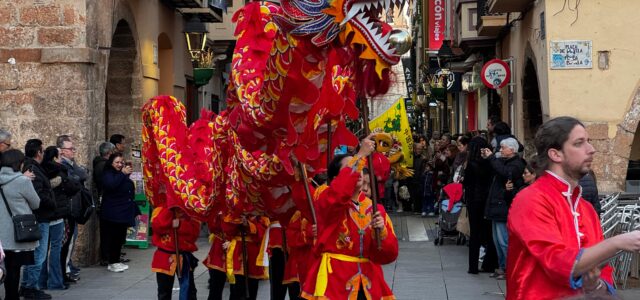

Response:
(0, 0), (227, 264)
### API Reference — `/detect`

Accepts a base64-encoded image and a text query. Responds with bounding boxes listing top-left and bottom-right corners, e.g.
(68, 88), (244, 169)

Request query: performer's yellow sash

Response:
(225, 239), (238, 284)
(314, 253), (369, 296)
(225, 236), (255, 284)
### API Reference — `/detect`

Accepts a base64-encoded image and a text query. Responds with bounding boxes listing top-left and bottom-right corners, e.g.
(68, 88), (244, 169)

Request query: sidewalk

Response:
(2, 214), (638, 299)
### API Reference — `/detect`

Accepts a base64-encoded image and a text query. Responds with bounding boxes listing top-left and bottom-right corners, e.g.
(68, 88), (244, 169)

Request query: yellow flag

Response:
(369, 98), (414, 166)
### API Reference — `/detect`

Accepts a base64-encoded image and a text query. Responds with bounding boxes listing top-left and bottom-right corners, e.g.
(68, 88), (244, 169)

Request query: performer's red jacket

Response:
(222, 215), (269, 281)
(283, 210), (315, 285)
(203, 212), (226, 272)
(301, 156), (398, 299)
(150, 207), (201, 276)
(507, 171), (614, 300)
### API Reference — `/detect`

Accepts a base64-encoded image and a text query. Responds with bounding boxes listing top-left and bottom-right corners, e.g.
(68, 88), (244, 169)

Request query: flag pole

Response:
(298, 162), (318, 226)
(360, 96), (382, 250)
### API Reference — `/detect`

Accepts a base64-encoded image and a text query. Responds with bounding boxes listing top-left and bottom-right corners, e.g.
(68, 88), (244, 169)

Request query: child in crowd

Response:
(422, 162), (436, 217)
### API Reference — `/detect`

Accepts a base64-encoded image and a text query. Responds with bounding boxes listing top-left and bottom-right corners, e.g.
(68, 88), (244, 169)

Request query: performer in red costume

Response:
(257, 217), (288, 300)
(222, 214), (269, 300)
(507, 116), (640, 299)
(151, 207), (201, 300)
(301, 135), (398, 300)
(284, 209), (316, 299)
(203, 211), (227, 300)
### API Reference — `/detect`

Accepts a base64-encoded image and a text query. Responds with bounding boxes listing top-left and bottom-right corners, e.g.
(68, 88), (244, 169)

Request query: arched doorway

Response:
(157, 33), (174, 96)
(621, 85), (640, 192)
(105, 19), (138, 140)
(522, 58), (542, 155)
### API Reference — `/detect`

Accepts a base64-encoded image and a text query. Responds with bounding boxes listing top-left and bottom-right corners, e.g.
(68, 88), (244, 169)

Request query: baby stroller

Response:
(434, 183), (467, 246)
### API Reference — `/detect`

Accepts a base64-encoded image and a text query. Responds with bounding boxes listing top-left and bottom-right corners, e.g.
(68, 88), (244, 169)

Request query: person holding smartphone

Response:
(480, 138), (526, 280)
(100, 153), (140, 273)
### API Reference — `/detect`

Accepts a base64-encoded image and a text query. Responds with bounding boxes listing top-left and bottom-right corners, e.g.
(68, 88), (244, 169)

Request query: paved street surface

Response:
(3, 213), (639, 299)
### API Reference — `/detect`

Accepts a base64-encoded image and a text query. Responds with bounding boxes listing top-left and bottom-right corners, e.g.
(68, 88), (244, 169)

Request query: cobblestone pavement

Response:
(2, 213), (639, 299)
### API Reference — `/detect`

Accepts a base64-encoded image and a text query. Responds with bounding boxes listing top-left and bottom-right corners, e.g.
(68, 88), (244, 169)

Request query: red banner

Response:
(428, 0), (445, 51)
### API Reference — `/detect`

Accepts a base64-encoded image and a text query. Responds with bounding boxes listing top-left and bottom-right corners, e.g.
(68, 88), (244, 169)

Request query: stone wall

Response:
(586, 85), (640, 193)
(0, 0), (112, 266)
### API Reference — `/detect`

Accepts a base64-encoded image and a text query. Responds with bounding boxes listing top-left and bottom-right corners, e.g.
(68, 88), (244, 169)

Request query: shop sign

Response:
(550, 40), (592, 69)
(481, 59), (510, 89)
(435, 68), (455, 90)
(402, 57), (415, 98)
(428, 0), (446, 51)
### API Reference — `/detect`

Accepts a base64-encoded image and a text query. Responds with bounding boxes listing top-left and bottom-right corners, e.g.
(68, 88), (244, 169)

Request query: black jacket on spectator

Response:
(22, 157), (56, 222)
(579, 172), (601, 215)
(92, 156), (108, 195)
(463, 159), (493, 204)
(100, 168), (138, 226)
(62, 158), (89, 185)
(485, 155), (526, 222)
(42, 161), (82, 219)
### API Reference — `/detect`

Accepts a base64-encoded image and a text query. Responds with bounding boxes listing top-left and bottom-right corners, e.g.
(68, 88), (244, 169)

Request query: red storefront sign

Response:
(428, 0), (445, 51)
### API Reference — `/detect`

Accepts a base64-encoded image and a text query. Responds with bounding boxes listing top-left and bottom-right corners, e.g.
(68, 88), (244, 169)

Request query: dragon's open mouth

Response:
(343, 0), (405, 64)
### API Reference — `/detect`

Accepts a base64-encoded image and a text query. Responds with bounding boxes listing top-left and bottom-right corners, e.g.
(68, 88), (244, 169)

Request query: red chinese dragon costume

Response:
(142, 0), (408, 285)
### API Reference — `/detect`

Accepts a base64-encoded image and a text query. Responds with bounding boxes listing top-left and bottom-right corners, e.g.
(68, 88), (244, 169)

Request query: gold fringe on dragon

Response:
(142, 0), (412, 221)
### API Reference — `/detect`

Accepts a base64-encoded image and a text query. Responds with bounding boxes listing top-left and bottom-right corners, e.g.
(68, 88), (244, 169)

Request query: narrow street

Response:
(4, 214), (638, 299)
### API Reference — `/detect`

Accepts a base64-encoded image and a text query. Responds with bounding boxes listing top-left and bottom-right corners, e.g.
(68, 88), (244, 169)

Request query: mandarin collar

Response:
(544, 170), (583, 204)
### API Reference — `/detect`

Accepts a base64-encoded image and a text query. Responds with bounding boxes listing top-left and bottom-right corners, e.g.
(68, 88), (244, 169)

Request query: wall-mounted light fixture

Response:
(598, 51), (610, 70)
(184, 16), (208, 62)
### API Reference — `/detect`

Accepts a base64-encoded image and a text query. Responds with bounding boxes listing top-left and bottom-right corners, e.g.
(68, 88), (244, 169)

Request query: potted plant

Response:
(193, 49), (215, 87)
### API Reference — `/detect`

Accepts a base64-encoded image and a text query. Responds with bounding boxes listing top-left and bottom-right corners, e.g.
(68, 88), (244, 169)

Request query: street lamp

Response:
(184, 16), (208, 62)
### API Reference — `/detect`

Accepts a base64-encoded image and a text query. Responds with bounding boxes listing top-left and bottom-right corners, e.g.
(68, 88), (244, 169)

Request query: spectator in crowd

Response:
(428, 131), (441, 158)
(93, 142), (115, 197)
(464, 137), (498, 275)
(19, 139), (57, 299)
(452, 135), (470, 183)
(57, 135), (88, 283)
(487, 115), (501, 136)
(0, 149), (41, 300)
(506, 162), (538, 196)
(481, 137), (526, 279)
(41, 146), (81, 290)
(492, 122), (524, 156)
(109, 134), (126, 155)
(100, 153), (139, 272)
(411, 143), (427, 213)
(506, 116), (640, 299)
(421, 162), (436, 217)
(0, 130), (36, 181)
(441, 133), (452, 146)
(580, 170), (601, 215)
(0, 129), (12, 153)
(94, 142), (116, 266)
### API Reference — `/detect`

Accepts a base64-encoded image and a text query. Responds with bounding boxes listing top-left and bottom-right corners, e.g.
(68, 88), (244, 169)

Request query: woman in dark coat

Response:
(463, 137), (498, 274)
(100, 153), (138, 273)
(41, 146), (82, 288)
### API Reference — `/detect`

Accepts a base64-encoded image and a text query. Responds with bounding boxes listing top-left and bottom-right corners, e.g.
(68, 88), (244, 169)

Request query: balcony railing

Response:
(476, 0), (506, 37)
(487, 0), (534, 14)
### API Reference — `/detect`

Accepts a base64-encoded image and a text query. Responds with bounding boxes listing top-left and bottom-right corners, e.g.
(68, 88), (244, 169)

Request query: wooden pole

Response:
(241, 224), (250, 298)
(171, 208), (182, 279)
(360, 97), (382, 250)
(298, 162), (318, 226)
(326, 118), (333, 185)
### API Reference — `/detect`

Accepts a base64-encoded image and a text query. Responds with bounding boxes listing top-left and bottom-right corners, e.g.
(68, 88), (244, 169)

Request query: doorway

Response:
(522, 58), (542, 154)
(105, 19), (138, 140)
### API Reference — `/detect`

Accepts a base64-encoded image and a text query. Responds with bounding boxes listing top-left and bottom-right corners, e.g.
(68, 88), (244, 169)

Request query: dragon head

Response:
(278, 0), (410, 77)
